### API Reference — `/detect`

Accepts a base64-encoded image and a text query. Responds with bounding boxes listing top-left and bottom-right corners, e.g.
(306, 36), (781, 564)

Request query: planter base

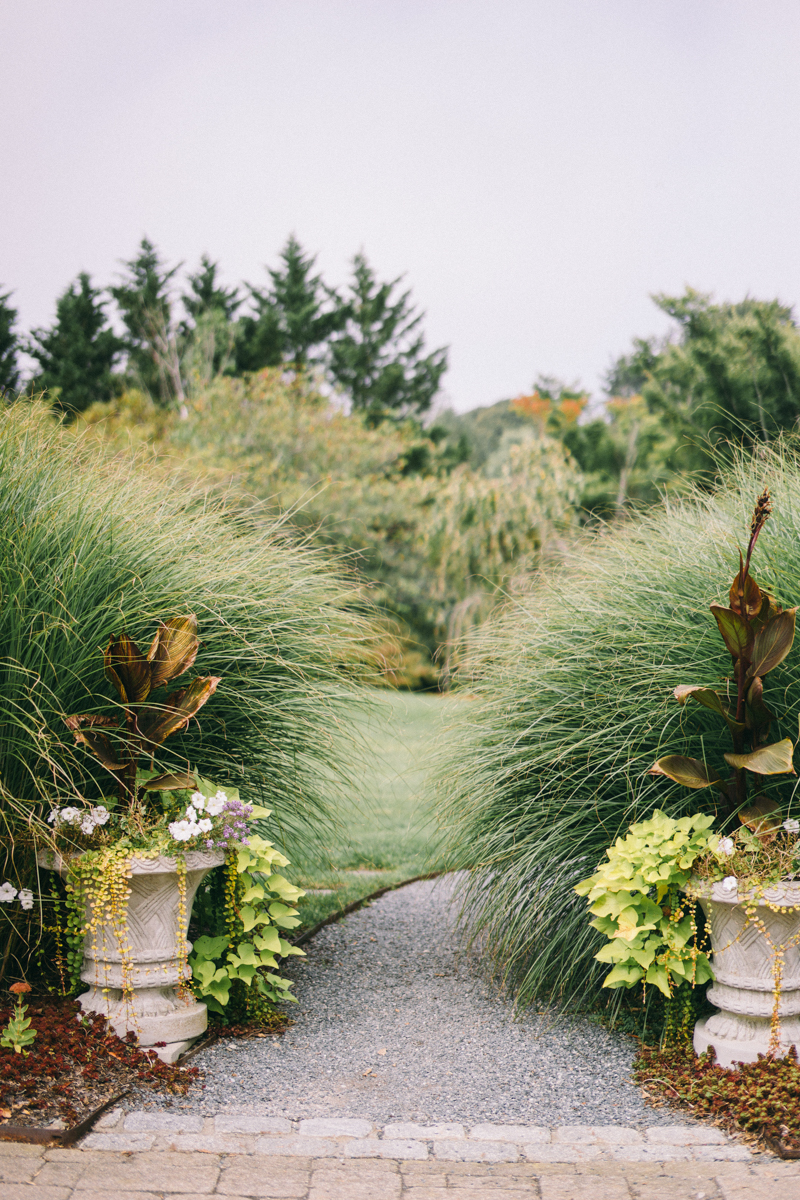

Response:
(694, 1013), (800, 1067)
(78, 984), (208, 1061)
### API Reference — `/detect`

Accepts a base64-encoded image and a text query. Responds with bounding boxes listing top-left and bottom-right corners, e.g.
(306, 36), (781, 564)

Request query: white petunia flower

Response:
(92, 806), (110, 826)
(0, 882), (18, 903)
(720, 876), (738, 895)
(18, 889), (33, 910)
(47, 809), (59, 824)
(169, 820), (195, 842)
(197, 818), (213, 833)
(717, 836), (735, 856)
(59, 807), (81, 826)
(189, 793), (206, 812)
(784, 818), (800, 834)
(205, 796), (225, 816)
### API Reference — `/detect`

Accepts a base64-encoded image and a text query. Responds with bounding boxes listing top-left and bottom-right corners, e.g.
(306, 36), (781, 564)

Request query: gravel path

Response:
(155, 876), (690, 1129)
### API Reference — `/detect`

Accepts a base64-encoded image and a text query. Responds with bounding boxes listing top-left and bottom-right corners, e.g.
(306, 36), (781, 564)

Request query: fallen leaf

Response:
(362, 1067), (373, 1076)
(377, 1048), (386, 1056)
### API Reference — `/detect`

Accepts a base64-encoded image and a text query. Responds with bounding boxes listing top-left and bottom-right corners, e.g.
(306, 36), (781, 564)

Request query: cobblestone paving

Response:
(1, 1135), (798, 1199)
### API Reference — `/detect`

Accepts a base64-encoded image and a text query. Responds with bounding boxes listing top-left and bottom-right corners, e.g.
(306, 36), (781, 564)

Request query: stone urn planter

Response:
(691, 878), (800, 1067)
(38, 847), (224, 1063)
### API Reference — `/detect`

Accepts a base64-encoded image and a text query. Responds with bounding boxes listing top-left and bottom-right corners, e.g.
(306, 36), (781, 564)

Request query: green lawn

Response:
(287, 689), (452, 929)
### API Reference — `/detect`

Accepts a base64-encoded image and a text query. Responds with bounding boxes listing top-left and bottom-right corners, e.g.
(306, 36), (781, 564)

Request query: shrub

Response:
(0, 401), (375, 980)
(434, 441), (800, 1009)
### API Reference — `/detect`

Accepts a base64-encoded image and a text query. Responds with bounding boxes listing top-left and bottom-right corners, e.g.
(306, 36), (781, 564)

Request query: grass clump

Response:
(0, 401), (376, 979)
(434, 441), (800, 1010)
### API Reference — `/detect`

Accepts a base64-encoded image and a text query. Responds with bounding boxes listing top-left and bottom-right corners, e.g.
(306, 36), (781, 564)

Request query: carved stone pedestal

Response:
(692, 879), (800, 1068)
(39, 848), (224, 1063)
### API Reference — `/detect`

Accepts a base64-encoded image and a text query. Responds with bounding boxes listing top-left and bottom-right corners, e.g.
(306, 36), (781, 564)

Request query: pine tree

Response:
(181, 256), (241, 381)
(235, 235), (344, 373)
(328, 253), (448, 425)
(110, 238), (184, 406)
(182, 255), (241, 324)
(0, 288), (20, 396)
(26, 273), (123, 415)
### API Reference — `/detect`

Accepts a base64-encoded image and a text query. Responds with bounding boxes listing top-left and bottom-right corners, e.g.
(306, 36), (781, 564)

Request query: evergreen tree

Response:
(328, 253), (448, 425)
(235, 235), (343, 373)
(111, 238), (184, 406)
(26, 273), (123, 415)
(181, 256), (241, 381)
(0, 288), (20, 396)
(182, 255), (241, 324)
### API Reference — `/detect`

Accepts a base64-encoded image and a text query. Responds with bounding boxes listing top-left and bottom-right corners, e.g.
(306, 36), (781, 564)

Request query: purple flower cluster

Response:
(203, 796), (253, 851)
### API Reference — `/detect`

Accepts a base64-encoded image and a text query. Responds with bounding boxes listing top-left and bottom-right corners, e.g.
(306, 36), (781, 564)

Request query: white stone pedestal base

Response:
(691, 879), (800, 1068)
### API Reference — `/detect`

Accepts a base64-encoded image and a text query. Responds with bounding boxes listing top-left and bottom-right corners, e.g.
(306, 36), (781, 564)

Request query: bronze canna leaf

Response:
(745, 608), (796, 681)
(141, 771), (199, 791)
(63, 714), (126, 771)
(137, 675), (221, 747)
(673, 685), (746, 733)
(729, 560), (763, 619)
(744, 675), (772, 738)
(649, 755), (722, 789)
(724, 738), (796, 776)
(148, 615), (200, 690)
(104, 632), (152, 704)
(738, 795), (782, 844)
(710, 604), (754, 660)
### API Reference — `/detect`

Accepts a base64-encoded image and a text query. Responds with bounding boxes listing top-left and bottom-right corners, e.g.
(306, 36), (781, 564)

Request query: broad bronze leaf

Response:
(649, 755), (722, 789)
(63, 715), (126, 771)
(142, 771), (199, 791)
(724, 738), (796, 776)
(746, 608), (796, 681)
(738, 795), (782, 844)
(673, 685), (745, 733)
(709, 604), (753, 660)
(137, 675), (221, 746)
(148, 615), (200, 690)
(729, 566), (762, 619)
(104, 632), (152, 704)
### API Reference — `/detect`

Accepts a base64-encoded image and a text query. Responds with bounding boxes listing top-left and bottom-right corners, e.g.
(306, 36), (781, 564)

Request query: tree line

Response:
(0, 236), (448, 426)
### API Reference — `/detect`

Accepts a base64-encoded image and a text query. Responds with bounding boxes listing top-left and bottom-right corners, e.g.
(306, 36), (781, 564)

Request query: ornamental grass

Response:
(0, 401), (376, 981)
(434, 440), (800, 1009)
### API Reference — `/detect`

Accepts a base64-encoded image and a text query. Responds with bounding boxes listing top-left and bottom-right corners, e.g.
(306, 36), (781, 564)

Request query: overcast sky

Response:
(3, 1), (800, 412)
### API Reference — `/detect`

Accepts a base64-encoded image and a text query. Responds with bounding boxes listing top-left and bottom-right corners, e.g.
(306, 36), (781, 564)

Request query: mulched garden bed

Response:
(0, 994), (200, 1129)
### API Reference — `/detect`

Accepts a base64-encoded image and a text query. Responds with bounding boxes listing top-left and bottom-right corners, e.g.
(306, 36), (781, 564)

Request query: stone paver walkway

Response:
(2, 1138), (800, 1199)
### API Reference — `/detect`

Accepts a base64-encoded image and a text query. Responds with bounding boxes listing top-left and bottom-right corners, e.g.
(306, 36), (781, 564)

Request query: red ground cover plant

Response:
(635, 1043), (800, 1153)
(0, 994), (200, 1127)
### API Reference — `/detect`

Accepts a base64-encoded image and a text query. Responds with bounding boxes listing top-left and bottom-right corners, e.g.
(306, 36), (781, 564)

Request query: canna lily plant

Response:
(650, 489), (797, 836)
(64, 614), (220, 817)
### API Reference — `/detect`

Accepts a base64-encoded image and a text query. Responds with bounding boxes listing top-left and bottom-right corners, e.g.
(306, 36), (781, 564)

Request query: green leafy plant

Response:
(189, 828), (305, 1013)
(1, 983), (37, 1054)
(575, 811), (716, 996)
(650, 489), (798, 832)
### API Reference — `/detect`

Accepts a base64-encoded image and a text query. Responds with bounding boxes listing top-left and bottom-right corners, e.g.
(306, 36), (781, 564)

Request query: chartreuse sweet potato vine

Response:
(575, 811), (716, 997)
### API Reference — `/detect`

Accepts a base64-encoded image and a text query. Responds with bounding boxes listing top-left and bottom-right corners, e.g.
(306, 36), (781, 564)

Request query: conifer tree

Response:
(26, 273), (123, 415)
(0, 288), (20, 396)
(328, 253), (448, 425)
(182, 255), (241, 324)
(111, 238), (184, 406)
(235, 235), (343, 372)
(181, 256), (241, 380)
